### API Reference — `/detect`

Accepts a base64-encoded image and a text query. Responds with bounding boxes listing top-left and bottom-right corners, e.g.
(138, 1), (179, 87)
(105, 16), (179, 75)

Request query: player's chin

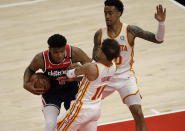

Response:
(106, 20), (112, 25)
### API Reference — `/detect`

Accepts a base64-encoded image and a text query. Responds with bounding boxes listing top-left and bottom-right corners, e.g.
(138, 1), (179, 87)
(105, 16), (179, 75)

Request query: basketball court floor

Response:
(0, 0), (185, 130)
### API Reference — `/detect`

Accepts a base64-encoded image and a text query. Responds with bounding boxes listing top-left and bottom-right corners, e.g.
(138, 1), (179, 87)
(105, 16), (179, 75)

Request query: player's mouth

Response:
(106, 20), (111, 24)
(106, 19), (111, 22)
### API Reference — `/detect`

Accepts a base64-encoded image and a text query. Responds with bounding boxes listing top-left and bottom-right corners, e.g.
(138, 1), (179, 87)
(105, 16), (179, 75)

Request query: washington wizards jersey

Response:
(42, 44), (73, 89)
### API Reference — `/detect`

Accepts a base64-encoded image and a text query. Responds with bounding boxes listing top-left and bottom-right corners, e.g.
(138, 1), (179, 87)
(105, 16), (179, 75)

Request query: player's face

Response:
(49, 47), (65, 64)
(104, 6), (120, 26)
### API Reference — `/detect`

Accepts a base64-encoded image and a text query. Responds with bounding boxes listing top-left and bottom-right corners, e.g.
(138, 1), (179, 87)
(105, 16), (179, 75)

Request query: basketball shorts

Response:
(42, 82), (79, 111)
(57, 100), (101, 131)
(102, 71), (142, 106)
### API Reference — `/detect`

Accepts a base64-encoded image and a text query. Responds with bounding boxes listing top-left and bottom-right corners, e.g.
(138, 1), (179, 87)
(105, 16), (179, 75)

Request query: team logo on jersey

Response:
(47, 64), (52, 68)
(120, 45), (128, 52)
(120, 36), (124, 40)
(48, 70), (67, 77)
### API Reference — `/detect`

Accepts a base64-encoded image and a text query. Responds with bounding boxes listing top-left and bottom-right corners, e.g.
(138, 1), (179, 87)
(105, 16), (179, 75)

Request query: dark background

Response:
(175, 0), (185, 6)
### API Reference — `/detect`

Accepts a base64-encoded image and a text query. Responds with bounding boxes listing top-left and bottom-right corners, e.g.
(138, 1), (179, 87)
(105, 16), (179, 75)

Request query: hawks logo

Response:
(120, 35), (125, 40)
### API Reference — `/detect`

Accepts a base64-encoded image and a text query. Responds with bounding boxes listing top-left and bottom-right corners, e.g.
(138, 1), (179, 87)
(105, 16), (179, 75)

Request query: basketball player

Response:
(92, 0), (166, 131)
(23, 34), (91, 131)
(57, 38), (120, 131)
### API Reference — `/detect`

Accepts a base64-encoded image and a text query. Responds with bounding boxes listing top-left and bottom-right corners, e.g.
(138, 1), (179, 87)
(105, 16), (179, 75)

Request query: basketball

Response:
(30, 73), (51, 92)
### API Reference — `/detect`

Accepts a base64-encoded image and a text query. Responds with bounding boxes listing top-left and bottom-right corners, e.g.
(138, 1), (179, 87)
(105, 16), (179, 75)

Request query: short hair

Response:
(101, 39), (120, 61)
(47, 34), (67, 48)
(104, 0), (124, 15)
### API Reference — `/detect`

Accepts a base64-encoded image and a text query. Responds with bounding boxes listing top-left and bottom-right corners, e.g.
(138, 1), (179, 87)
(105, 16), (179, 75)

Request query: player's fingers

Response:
(57, 76), (67, 81)
(156, 5), (159, 13)
(164, 8), (166, 15)
(35, 89), (45, 94)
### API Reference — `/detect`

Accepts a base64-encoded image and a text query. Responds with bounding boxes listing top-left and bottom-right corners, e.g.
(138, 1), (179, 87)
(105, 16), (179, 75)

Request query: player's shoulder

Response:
(71, 46), (86, 58)
(127, 24), (143, 33)
(29, 52), (44, 70)
(94, 29), (101, 37)
(71, 46), (82, 53)
(34, 52), (43, 60)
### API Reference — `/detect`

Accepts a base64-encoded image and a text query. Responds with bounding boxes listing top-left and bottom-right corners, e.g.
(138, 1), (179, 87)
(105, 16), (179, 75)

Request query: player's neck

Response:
(107, 21), (122, 37)
(49, 53), (61, 64)
(98, 59), (113, 67)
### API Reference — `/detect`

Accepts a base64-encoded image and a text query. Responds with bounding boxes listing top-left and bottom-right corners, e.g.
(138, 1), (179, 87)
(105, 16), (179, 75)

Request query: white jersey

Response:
(75, 62), (117, 103)
(57, 62), (117, 131)
(100, 23), (134, 75)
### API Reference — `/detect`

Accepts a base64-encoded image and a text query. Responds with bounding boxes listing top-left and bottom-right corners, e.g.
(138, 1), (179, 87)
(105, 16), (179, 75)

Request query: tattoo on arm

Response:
(128, 25), (160, 43)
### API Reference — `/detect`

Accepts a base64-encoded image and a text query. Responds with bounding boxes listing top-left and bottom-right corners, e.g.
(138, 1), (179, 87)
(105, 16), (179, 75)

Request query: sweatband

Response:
(155, 21), (165, 42)
(66, 69), (76, 78)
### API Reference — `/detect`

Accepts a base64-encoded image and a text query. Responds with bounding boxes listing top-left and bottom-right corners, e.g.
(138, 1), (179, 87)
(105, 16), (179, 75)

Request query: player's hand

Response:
(57, 76), (75, 84)
(25, 80), (45, 95)
(32, 79), (46, 95)
(155, 4), (166, 22)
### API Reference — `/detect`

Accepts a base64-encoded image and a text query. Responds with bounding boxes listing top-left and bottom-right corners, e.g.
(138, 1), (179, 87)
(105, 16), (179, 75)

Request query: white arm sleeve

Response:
(155, 21), (165, 42)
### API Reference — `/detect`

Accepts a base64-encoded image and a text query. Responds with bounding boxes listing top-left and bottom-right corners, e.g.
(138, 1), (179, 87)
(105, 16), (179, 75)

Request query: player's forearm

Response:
(24, 67), (34, 82)
(155, 21), (165, 42)
(71, 76), (83, 81)
(67, 65), (86, 78)
(23, 67), (34, 89)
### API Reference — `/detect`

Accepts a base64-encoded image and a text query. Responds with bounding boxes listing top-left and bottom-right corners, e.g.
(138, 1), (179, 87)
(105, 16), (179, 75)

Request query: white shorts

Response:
(57, 100), (101, 131)
(102, 71), (142, 106)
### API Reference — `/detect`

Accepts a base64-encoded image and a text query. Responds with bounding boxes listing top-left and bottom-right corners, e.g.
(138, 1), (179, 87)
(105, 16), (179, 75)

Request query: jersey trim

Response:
(107, 23), (123, 39)
(42, 52), (46, 72)
(126, 25), (133, 48)
(122, 89), (140, 103)
(64, 44), (72, 58)
(42, 44), (72, 71)
(95, 64), (100, 79)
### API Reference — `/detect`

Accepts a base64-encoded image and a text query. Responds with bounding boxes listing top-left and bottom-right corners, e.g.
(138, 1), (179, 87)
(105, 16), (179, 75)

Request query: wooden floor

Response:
(0, 0), (185, 131)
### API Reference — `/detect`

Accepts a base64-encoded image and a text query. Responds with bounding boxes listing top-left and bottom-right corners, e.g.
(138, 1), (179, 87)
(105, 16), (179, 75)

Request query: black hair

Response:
(47, 34), (67, 48)
(104, 0), (124, 15)
(101, 38), (120, 61)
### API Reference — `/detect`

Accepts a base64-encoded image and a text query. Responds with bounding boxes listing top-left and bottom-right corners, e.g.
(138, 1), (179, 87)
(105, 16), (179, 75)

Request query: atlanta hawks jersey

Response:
(75, 62), (117, 102)
(100, 23), (134, 75)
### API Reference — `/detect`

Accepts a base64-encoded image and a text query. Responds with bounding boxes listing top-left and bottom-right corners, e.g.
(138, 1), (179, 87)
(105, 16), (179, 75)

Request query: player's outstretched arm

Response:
(128, 4), (166, 44)
(67, 63), (98, 81)
(23, 53), (45, 95)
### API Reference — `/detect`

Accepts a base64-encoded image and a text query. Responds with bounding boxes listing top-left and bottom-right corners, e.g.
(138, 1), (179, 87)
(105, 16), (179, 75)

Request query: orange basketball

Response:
(30, 73), (51, 92)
